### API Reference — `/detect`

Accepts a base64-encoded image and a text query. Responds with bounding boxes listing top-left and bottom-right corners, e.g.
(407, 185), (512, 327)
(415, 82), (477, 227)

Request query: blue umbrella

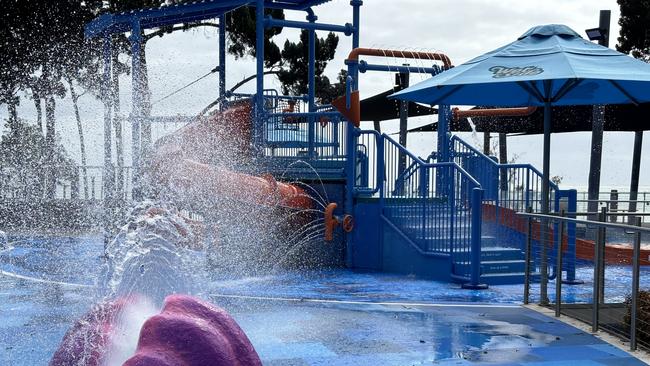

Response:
(392, 24), (650, 215)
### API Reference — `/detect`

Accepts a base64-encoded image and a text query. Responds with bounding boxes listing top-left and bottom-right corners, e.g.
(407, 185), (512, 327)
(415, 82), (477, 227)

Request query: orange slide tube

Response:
(150, 102), (352, 241)
(452, 106), (537, 120)
(346, 48), (453, 69)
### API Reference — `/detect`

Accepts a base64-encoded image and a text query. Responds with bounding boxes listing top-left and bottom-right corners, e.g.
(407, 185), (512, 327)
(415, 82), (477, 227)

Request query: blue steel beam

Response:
(307, 10), (316, 159)
(219, 14), (226, 106)
(264, 16), (353, 35)
(86, 0), (333, 38)
(357, 61), (441, 75)
(255, 0), (265, 150)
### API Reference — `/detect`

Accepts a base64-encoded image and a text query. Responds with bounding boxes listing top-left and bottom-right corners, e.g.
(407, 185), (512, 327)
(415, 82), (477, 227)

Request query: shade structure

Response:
(392, 23), (650, 298)
(360, 88), (437, 122)
(407, 103), (650, 134)
(392, 24), (650, 108)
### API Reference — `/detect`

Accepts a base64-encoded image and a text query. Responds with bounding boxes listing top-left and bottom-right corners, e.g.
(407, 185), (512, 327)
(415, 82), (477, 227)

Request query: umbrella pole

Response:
(540, 101), (552, 305)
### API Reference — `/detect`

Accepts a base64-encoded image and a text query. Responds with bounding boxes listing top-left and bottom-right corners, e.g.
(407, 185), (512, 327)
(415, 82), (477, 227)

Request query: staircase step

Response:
(480, 272), (541, 285)
(481, 260), (526, 274)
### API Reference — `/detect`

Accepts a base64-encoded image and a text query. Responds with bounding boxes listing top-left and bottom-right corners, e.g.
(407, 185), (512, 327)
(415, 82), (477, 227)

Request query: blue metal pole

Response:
(357, 61), (439, 75)
(219, 14), (226, 109)
(350, 0), (361, 90)
(307, 10), (317, 159)
(264, 17), (353, 34)
(462, 187), (488, 289)
(129, 19), (142, 200)
(255, 0), (265, 150)
(102, 34), (113, 201)
(437, 104), (450, 196)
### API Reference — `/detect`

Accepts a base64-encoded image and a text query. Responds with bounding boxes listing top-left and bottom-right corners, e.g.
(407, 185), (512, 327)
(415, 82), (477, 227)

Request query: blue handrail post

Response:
(436, 105), (451, 197)
(462, 187), (488, 289)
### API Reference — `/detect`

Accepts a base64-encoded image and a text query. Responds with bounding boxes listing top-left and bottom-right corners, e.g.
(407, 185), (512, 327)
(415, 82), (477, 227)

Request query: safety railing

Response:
(353, 131), (485, 285)
(451, 135), (559, 213)
(261, 93), (346, 169)
(519, 210), (650, 351)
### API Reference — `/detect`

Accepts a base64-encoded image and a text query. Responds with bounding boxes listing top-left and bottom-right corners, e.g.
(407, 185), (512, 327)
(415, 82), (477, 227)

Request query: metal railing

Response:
(451, 135), (559, 213)
(261, 92), (346, 168)
(519, 210), (650, 351)
(352, 130), (485, 285)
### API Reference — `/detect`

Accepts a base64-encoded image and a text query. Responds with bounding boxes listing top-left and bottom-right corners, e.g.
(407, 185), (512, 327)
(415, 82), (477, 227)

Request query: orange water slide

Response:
(148, 101), (349, 240)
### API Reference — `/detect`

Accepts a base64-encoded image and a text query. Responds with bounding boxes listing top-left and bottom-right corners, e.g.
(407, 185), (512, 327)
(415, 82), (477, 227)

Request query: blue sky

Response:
(2, 0), (648, 191)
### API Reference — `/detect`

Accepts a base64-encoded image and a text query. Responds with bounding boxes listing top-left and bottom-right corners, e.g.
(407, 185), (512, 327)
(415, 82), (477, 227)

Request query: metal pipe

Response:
(592, 208), (606, 332)
(102, 35), (114, 201)
(628, 131), (643, 222)
(255, 0), (264, 150)
(129, 20), (142, 200)
(307, 11), (316, 159)
(357, 61), (440, 75)
(555, 210), (565, 317)
(524, 206), (533, 305)
(539, 100), (552, 305)
(630, 216), (642, 351)
(346, 48), (452, 69)
(218, 14), (226, 107)
(264, 16), (353, 35)
(598, 207), (607, 305)
(452, 106), (537, 120)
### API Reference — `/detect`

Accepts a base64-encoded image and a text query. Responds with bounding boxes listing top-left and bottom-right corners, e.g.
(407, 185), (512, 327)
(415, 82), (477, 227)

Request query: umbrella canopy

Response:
(392, 24), (650, 107)
(408, 103), (650, 134)
(392, 23), (650, 218)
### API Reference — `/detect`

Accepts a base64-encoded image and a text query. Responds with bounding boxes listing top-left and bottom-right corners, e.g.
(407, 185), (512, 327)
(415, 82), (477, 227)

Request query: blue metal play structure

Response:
(85, 0), (578, 288)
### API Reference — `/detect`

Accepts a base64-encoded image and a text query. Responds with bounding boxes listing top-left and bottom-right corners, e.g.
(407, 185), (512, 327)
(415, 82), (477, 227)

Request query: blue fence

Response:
(352, 130), (485, 284)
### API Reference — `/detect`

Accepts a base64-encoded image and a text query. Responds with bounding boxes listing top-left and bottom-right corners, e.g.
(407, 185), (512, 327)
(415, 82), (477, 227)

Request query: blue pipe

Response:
(129, 19), (142, 200)
(264, 17), (354, 35)
(219, 14), (226, 108)
(356, 61), (440, 75)
(307, 10), (316, 159)
(255, 0), (264, 150)
(102, 34), (113, 200)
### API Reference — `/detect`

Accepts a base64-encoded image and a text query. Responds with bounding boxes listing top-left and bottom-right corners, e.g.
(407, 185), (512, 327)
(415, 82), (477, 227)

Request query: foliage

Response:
(0, 119), (76, 199)
(617, 0), (650, 61)
(625, 290), (650, 347)
(277, 30), (341, 102)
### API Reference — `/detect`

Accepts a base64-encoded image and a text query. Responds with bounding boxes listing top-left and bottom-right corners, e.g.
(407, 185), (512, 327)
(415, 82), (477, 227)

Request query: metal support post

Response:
(628, 131), (643, 223)
(397, 70), (409, 194)
(630, 216), (642, 351)
(592, 207), (606, 332)
(524, 206), (533, 305)
(255, 0), (265, 150)
(499, 133), (507, 190)
(587, 10), (610, 222)
(129, 20), (142, 200)
(219, 14), (226, 108)
(555, 210), (565, 317)
(540, 100), (552, 305)
(307, 11), (317, 159)
(462, 188), (488, 290)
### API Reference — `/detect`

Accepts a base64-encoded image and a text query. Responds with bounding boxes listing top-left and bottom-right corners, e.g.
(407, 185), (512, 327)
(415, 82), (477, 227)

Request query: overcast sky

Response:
(2, 0), (648, 191)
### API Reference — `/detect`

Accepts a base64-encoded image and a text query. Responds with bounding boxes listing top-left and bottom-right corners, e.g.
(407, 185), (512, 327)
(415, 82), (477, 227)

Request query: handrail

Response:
(450, 135), (558, 190)
(517, 212), (650, 234)
(346, 48), (453, 69)
(384, 133), (481, 187)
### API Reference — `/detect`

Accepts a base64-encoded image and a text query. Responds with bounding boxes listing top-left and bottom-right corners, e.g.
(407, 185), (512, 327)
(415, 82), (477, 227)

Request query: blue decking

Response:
(1, 235), (647, 365)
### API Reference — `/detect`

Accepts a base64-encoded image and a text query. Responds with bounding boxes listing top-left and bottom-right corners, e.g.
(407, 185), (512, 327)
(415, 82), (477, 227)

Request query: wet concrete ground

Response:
(0, 235), (647, 365)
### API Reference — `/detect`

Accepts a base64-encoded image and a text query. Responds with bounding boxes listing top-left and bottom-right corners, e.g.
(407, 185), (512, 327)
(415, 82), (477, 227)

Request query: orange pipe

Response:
(346, 47), (452, 69)
(452, 106), (537, 121)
